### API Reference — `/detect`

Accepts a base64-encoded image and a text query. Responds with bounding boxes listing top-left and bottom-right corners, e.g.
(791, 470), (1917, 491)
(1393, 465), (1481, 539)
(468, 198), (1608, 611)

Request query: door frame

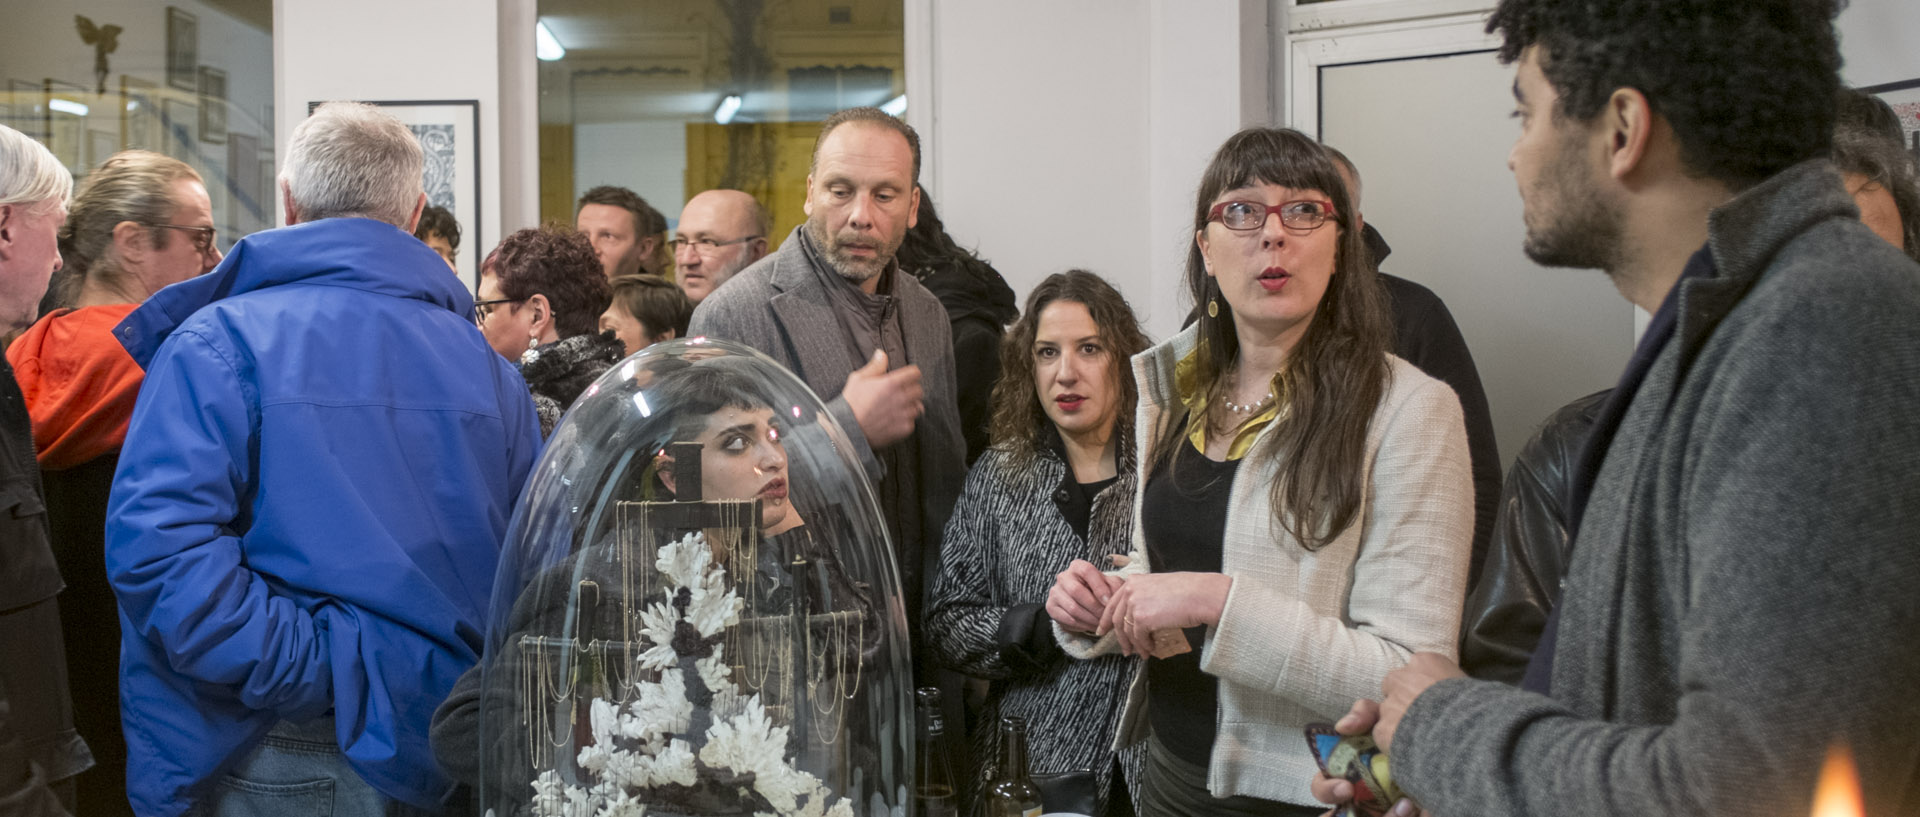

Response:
(1284, 12), (1502, 136)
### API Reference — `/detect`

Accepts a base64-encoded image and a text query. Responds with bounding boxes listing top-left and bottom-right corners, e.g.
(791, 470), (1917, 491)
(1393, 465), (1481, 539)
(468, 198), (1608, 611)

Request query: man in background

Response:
(577, 185), (667, 279)
(672, 188), (769, 304)
(413, 203), (461, 271)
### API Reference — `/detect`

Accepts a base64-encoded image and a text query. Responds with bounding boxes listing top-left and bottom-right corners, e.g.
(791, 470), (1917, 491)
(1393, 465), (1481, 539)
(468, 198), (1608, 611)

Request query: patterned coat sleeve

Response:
(925, 455), (1014, 679)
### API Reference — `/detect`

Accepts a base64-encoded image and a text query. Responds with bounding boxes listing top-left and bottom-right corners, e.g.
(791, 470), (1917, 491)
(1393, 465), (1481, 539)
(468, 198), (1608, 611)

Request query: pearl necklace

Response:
(1220, 361), (1277, 415)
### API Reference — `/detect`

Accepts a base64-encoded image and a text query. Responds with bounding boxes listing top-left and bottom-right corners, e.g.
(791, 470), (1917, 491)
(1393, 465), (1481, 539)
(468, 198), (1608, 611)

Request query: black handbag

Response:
(1032, 768), (1099, 815)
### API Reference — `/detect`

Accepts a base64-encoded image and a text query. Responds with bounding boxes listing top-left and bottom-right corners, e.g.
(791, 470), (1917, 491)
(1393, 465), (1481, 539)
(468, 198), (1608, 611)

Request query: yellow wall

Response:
(685, 122), (819, 252)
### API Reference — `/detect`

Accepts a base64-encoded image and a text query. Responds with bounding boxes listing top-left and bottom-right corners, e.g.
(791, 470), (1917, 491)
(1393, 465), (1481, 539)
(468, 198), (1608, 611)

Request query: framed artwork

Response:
(1863, 78), (1920, 166)
(166, 7), (198, 91)
(308, 99), (483, 286)
(121, 75), (162, 150)
(8, 79), (45, 138)
(261, 157), (277, 226)
(44, 80), (90, 174)
(162, 97), (196, 163)
(198, 66), (227, 144)
(228, 132), (262, 226)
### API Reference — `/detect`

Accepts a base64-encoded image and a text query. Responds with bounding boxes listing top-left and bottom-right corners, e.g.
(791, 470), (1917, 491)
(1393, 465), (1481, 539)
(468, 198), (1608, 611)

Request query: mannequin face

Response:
(657, 406), (793, 532)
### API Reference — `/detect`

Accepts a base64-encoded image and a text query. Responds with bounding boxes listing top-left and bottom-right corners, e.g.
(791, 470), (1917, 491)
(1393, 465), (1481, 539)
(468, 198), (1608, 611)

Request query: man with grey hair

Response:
(0, 123), (92, 814)
(106, 102), (540, 815)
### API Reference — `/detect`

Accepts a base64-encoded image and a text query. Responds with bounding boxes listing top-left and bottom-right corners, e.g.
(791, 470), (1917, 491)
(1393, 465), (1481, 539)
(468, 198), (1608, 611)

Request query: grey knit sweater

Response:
(1395, 160), (1920, 816)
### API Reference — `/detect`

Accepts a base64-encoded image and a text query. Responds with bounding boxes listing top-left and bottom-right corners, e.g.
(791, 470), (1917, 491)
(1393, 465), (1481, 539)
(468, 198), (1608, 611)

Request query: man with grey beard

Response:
(689, 107), (965, 669)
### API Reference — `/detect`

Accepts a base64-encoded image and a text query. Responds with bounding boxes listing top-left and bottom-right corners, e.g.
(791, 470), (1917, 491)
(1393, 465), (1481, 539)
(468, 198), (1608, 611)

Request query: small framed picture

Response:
(167, 7), (198, 92)
(8, 79), (46, 138)
(198, 66), (227, 145)
(44, 79), (90, 174)
(89, 129), (119, 169)
(121, 75), (162, 150)
(162, 97), (197, 163)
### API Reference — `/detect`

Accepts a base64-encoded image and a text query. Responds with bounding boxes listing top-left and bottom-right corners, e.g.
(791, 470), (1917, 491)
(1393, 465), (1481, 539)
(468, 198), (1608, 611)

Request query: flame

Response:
(1810, 744), (1865, 817)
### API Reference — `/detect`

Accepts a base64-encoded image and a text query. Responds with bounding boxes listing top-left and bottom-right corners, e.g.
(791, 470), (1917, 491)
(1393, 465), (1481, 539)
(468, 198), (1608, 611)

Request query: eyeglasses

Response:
(1206, 200), (1337, 233)
(472, 298), (523, 324)
(149, 224), (219, 254)
(669, 235), (762, 253)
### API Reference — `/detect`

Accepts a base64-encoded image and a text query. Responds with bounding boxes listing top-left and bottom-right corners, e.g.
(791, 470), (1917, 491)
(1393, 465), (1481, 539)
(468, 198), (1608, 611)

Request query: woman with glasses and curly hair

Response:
(1047, 128), (1473, 815)
(926, 269), (1149, 816)
(476, 226), (624, 436)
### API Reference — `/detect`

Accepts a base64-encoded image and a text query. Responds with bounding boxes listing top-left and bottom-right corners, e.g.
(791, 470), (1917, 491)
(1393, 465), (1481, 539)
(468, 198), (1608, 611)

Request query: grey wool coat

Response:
(1394, 160), (1920, 816)
(688, 227), (967, 606)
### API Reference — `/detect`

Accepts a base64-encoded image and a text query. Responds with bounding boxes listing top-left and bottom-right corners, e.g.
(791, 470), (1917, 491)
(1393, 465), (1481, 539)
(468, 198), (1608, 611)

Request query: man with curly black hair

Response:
(1313, 1), (1920, 815)
(413, 203), (461, 271)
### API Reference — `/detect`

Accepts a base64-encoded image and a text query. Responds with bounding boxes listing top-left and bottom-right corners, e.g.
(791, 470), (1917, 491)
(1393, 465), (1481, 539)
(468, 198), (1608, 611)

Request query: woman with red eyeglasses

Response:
(5, 149), (221, 815)
(1045, 128), (1473, 815)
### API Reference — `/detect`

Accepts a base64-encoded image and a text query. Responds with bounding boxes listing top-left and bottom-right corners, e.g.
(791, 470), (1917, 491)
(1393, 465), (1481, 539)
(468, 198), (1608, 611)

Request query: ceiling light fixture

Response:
(536, 20), (565, 61)
(49, 99), (89, 117)
(714, 94), (743, 125)
(880, 94), (906, 116)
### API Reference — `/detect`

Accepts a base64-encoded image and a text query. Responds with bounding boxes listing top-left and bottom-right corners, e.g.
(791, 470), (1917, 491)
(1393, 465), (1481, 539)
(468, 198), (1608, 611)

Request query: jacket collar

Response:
(115, 217), (472, 367)
(1676, 160), (1857, 357)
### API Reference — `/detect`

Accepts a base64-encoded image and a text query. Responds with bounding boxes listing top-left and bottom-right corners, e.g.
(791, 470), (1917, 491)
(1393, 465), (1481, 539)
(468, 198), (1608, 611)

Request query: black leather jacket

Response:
(1458, 389), (1610, 684)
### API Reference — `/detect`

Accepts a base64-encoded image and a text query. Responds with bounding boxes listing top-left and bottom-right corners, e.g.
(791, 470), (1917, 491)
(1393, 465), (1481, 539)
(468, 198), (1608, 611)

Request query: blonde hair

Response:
(49, 150), (202, 307)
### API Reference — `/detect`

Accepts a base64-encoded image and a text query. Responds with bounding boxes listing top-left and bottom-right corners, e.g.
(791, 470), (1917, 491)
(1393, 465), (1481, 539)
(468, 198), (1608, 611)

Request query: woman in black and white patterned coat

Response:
(927, 270), (1150, 816)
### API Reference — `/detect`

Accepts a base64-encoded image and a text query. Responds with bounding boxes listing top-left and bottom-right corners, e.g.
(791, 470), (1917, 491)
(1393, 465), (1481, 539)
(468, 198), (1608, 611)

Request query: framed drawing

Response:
(162, 97), (196, 163)
(198, 66), (227, 144)
(1863, 78), (1920, 166)
(308, 99), (483, 286)
(167, 7), (198, 91)
(44, 80), (90, 174)
(121, 75), (162, 150)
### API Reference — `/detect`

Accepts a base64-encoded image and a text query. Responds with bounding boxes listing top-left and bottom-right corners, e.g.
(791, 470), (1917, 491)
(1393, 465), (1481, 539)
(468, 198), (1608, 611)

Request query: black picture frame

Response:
(198, 66), (227, 144)
(166, 7), (198, 92)
(306, 99), (484, 288)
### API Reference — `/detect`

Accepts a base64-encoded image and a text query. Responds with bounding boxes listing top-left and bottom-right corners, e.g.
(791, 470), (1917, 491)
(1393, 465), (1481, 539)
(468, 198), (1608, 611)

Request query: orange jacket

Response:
(6, 304), (142, 470)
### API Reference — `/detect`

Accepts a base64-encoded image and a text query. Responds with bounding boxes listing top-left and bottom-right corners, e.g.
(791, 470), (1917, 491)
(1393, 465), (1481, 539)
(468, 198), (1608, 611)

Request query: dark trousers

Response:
(1138, 732), (1322, 817)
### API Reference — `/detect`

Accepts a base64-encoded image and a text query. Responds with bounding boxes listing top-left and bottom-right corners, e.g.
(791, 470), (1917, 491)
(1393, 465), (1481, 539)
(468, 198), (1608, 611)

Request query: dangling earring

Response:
(1207, 298), (1219, 318)
(527, 335), (540, 350)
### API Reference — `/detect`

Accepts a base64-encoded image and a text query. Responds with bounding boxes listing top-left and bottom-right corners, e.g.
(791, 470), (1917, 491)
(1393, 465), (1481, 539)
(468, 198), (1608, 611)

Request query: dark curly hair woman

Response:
(477, 226), (622, 435)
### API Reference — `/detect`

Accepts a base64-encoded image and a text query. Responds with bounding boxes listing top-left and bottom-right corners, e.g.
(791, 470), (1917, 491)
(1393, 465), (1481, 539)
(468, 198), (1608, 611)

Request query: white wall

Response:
(923, 0), (1269, 342)
(573, 121), (688, 226)
(1838, 0), (1920, 88)
(275, 0), (503, 290)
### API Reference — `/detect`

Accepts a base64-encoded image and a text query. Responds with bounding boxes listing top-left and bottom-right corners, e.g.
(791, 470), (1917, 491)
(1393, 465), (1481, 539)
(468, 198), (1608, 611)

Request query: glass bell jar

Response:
(468, 338), (912, 817)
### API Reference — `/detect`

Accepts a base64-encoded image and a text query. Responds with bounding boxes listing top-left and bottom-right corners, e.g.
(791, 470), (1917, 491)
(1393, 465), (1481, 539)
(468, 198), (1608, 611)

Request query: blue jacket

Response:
(106, 218), (542, 813)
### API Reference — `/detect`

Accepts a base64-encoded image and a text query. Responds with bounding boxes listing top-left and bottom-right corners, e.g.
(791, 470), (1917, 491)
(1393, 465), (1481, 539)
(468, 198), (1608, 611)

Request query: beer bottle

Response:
(914, 687), (960, 817)
(983, 716), (1044, 817)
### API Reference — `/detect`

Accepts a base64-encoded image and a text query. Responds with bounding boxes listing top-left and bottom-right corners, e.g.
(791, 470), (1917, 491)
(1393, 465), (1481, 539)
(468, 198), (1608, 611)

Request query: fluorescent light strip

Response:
(714, 94), (742, 125)
(535, 20), (565, 61)
(49, 99), (89, 117)
(880, 94), (906, 116)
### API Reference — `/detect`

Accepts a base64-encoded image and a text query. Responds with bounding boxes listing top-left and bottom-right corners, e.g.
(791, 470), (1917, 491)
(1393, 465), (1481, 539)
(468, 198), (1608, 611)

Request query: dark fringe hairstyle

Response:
(988, 270), (1149, 466)
(1148, 127), (1391, 550)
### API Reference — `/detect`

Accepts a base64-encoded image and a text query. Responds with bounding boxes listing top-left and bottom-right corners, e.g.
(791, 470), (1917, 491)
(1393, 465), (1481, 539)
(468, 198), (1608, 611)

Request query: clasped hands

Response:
(1044, 557), (1230, 657)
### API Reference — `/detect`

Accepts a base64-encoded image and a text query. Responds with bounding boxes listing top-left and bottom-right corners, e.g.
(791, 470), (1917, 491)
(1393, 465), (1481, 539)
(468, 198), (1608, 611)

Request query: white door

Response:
(1298, 26), (1634, 465)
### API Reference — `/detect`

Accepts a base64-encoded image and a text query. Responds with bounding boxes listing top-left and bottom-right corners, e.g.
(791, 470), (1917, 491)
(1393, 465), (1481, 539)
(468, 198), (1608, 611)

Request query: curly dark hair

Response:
(988, 270), (1149, 466)
(609, 274), (694, 342)
(1487, 0), (1844, 190)
(576, 185), (666, 236)
(413, 204), (461, 250)
(1151, 127), (1391, 551)
(485, 227), (612, 338)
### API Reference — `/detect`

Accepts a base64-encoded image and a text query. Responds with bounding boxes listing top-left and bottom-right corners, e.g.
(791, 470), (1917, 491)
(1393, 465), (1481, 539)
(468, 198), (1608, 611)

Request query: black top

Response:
(1056, 474), (1119, 544)
(1139, 433), (1240, 766)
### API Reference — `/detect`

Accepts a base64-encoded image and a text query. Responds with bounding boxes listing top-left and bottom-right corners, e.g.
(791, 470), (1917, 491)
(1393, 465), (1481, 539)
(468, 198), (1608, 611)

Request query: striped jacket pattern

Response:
(927, 442), (1142, 814)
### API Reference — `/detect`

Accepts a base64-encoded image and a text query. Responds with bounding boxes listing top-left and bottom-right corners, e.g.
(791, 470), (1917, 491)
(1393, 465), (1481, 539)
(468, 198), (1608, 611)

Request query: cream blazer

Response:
(1057, 324), (1473, 806)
